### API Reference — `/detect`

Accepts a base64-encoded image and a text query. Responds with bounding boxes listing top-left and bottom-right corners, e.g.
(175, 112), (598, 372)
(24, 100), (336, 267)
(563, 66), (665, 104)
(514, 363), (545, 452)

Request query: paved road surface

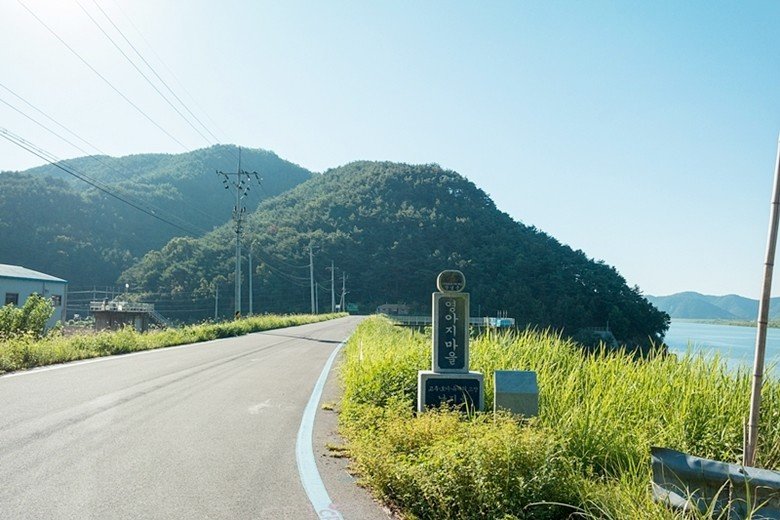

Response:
(0, 316), (388, 519)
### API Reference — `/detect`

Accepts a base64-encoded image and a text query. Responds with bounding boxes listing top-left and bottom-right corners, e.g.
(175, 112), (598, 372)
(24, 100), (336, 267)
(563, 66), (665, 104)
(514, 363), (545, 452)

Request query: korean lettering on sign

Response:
(436, 294), (467, 371)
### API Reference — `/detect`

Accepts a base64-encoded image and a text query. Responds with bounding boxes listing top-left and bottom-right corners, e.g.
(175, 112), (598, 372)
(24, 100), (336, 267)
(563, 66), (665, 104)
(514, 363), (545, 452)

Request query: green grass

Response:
(339, 316), (780, 519)
(0, 313), (346, 374)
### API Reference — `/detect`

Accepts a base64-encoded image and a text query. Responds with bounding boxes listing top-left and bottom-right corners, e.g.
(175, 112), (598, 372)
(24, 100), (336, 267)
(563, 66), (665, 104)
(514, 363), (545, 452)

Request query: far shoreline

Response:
(671, 318), (780, 329)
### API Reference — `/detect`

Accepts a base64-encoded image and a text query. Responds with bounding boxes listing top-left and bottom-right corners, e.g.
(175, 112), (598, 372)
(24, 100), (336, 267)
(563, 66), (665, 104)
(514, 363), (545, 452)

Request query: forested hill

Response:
(0, 145), (311, 286)
(123, 161), (669, 345)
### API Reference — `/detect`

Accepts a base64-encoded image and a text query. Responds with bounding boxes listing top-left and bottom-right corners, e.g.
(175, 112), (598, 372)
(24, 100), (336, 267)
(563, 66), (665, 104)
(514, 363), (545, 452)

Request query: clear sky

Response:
(2, 1), (779, 298)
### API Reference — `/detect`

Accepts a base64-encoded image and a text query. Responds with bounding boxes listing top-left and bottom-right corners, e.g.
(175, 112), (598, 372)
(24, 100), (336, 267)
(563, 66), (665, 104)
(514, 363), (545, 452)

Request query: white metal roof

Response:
(0, 264), (67, 283)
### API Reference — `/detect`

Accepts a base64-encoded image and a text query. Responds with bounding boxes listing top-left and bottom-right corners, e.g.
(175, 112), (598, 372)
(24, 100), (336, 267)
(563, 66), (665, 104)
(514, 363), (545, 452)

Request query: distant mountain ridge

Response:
(646, 292), (780, 320)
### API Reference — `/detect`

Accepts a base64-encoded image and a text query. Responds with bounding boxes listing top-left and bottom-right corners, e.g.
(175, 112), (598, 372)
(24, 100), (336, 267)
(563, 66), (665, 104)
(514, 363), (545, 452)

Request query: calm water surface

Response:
(665, 320), (780, 373)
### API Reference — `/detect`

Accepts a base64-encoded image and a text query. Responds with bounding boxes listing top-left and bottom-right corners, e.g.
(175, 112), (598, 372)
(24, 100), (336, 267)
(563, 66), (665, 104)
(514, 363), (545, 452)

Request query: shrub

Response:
(0, 294), (54, 339)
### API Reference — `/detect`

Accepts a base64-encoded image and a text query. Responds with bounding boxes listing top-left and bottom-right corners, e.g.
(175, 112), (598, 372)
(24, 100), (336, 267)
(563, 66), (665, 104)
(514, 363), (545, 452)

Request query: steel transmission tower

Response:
(217, 148), (261, 318)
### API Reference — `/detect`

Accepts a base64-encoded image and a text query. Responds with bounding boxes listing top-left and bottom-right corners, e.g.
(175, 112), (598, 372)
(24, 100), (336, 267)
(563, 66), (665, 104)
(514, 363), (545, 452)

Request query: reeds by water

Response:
(339, 316), (780, 519)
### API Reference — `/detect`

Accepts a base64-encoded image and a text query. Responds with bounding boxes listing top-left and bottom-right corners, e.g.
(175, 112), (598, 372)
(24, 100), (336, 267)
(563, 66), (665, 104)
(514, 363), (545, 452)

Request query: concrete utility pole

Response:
(214, 284), (219, 320)
(340, 273), (347, 312)
(331, 261), (336, 313)
(248, 249), (253, 315)
(309, 245), (315, 314)
(217, 147), (260, 318)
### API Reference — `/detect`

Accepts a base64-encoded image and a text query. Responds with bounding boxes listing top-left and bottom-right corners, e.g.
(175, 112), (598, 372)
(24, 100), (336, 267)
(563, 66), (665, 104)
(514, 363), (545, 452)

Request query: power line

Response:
(75, 0), (216, 147)
(88, 0), (245, 168)
(107, 0), (230, 141)
(0, 101), (211, 234)
(16, 0), (190, 150)
(90, 0), (222, 145)
(0, 128), (201, 235)
(91, 1), (267, 187)
(0, 81), (110, 159)
(0, 83), (225, 227)
(0, 94), (205, 233)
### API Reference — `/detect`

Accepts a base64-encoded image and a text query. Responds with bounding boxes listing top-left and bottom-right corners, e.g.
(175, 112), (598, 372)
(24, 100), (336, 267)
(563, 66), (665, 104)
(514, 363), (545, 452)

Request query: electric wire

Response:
(75, 0), (216, 147)
(0, 83), (226, 226)
(0, 82), (111, 159)
(0, 128), (201, 236)
(107, 0), (229, 141)
(9, 4), (298, 308)
(92, 0), (248, 171)
(0, 107), (211, 234)
(90, 0), (222, 145)
(0, 95), (207, 233)
(16, 0), (190, 150)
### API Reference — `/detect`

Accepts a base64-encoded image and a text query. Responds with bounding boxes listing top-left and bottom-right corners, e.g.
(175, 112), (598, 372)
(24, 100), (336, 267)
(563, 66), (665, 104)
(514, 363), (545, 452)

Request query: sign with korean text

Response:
(432, 292), (469, 372)
(418, 372), (483, 411)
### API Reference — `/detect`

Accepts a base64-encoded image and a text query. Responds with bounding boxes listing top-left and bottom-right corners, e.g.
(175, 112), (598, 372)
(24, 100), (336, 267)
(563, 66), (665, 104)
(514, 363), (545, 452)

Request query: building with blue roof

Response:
(0, 264), (67, 329)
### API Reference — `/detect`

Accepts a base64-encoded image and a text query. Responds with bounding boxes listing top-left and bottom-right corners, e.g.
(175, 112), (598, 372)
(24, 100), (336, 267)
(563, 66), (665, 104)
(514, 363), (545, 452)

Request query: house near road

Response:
(0, 264), (67, 329)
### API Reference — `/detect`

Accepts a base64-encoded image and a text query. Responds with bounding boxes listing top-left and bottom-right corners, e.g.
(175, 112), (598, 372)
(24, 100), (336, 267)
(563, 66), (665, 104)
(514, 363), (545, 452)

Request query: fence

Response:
(651, 446), (780, 519)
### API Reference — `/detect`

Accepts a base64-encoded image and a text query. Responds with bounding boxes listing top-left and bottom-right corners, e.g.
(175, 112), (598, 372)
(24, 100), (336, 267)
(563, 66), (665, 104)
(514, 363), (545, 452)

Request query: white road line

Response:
(296, 340), (346, 520)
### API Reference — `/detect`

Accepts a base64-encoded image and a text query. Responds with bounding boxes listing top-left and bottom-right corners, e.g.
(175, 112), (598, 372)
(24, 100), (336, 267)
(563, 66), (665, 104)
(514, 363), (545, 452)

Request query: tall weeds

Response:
(339, 316), (780, 519)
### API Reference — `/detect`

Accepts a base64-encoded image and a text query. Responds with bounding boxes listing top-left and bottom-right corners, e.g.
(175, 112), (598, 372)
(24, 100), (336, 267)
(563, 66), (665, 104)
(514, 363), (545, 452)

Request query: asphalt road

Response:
(0, 316), (389, 519)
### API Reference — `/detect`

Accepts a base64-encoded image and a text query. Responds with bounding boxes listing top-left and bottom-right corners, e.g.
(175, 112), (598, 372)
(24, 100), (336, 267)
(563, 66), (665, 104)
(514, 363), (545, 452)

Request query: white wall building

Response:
(0, 264), (67, 329)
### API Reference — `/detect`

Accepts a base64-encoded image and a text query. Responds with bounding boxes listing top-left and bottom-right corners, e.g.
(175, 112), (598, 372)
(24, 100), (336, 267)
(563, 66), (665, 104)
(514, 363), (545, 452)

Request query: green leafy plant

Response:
(0, 293), (54, 339)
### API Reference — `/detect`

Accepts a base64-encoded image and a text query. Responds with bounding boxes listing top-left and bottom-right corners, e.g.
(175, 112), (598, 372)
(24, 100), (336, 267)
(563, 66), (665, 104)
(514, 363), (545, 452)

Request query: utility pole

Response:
(248, 249), (253, 315)
(331, 261), (336, 313)
(217, 147), (260, 319)
(315, 283), (319, 314)
(214, 284), (219, 320)
(309, 245), (315, 314)
(340, 273), (347, 312)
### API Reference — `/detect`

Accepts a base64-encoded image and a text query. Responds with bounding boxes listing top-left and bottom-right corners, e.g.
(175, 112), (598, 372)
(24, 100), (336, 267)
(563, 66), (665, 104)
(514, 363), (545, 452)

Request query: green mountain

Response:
(0, 145), (312, 287)
(646, 292), (780, 320)
(122, 161), (669, 346)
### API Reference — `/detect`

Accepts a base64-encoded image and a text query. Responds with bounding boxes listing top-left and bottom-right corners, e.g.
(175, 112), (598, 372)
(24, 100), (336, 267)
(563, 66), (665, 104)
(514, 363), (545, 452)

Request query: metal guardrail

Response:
(651, 447), (780, 519)
(89, 301), (154, 313)
(89, 300), (169, 328)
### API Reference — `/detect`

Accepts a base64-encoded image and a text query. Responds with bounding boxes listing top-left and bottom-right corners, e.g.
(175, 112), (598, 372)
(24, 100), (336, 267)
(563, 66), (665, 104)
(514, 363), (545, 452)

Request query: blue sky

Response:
(2, 1), (779, 297)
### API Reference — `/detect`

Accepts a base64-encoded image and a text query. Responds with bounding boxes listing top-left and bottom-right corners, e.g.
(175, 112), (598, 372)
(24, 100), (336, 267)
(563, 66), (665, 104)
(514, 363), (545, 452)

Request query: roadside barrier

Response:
(651, 447), (780, 519)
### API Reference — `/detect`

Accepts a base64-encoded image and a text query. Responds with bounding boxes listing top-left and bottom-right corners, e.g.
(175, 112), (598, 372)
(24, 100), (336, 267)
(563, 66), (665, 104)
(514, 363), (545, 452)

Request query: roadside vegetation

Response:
(339, 316), (780, 519)
(0, 301), (345, 374)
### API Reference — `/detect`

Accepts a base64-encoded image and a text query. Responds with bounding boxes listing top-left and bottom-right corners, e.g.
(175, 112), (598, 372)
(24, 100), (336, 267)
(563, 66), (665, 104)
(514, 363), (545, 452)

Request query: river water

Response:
(664, 320), (780, 374)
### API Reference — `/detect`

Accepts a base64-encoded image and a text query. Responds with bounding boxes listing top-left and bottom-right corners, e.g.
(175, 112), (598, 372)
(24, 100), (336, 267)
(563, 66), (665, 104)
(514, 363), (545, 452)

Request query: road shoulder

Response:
(313, 352), (392, 520)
